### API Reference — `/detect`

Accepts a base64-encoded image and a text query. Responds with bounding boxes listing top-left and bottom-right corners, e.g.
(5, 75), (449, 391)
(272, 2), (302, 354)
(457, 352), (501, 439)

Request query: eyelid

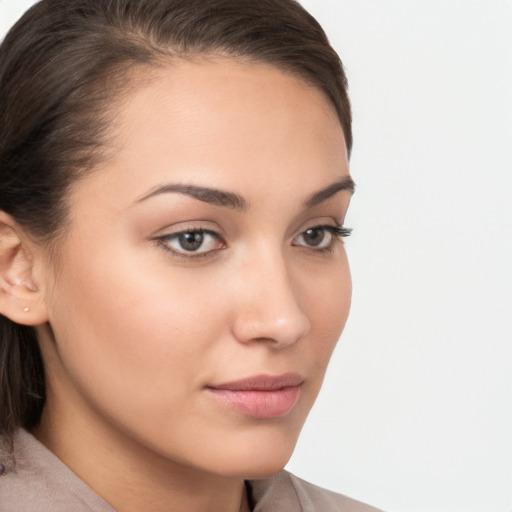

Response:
(153, 223), (227, 260)
(297, 218), (351, 237)
(152, 220), (226, 238)
(292, 222), (352, 251)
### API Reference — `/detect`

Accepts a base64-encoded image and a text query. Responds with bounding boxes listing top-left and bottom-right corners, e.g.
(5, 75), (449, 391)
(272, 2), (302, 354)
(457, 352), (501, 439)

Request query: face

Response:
(37, 58), (352, 479)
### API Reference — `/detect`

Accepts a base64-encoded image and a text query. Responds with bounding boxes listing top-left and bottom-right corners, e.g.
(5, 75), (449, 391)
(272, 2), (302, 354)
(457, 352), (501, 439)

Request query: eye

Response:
(293, 225), (351, 250)
(156, 229), (225, 256)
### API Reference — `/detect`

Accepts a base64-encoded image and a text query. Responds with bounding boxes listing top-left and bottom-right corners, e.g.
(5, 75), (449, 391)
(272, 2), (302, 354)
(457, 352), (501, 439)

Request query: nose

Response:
(231, 251), (311, 349)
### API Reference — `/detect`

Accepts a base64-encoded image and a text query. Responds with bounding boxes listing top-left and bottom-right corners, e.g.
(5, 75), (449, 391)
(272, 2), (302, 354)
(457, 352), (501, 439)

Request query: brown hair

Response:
(0, 0), (351, 449)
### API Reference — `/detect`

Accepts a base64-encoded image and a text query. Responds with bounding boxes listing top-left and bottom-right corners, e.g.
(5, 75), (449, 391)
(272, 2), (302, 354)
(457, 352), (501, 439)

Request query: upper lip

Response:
(207, 373), (304, 391)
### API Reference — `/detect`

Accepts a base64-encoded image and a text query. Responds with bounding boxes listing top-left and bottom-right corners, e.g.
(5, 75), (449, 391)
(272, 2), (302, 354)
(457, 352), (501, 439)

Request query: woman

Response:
(0, 1), (382, 510)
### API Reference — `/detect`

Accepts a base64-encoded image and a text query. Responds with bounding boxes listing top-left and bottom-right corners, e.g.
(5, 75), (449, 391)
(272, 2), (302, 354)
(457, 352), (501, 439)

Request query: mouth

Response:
(205, 373), (304, 419)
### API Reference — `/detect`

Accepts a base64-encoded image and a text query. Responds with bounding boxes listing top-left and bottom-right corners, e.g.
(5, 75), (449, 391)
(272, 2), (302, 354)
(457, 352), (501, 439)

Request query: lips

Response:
(205, 373), (303, 419)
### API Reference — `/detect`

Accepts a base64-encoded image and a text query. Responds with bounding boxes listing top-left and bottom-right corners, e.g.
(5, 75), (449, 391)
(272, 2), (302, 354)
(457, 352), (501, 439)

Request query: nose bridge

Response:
(232, 243), (311, 347)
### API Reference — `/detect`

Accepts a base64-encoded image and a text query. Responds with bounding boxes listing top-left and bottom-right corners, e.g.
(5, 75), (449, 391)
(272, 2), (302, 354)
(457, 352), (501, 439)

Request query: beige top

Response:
(0, 430), (383, 511)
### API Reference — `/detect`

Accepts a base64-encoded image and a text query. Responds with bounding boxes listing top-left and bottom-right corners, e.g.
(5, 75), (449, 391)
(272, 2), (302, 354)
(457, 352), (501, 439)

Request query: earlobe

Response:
(0, 212), (49, 326)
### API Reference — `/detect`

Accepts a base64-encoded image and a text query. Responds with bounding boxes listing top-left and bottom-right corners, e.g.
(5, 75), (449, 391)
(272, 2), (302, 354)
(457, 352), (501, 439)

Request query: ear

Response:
(0, 212), (49, 326)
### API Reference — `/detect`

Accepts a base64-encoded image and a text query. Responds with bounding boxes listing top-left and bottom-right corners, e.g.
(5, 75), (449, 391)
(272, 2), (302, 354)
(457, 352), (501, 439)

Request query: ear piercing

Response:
(23, 307), (31, 313)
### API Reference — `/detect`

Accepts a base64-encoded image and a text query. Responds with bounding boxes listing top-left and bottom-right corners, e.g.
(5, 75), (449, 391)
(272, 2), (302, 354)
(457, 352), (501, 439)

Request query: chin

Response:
(239, 459), (292, 481)
(202, 399), (314, 480)
(220, 453), (294, 481)
(209, 427), (301, 480)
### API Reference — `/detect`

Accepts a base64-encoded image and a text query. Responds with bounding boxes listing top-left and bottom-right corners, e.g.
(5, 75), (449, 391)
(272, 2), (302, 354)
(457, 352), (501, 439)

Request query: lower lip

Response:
(206, 386), (301, 419)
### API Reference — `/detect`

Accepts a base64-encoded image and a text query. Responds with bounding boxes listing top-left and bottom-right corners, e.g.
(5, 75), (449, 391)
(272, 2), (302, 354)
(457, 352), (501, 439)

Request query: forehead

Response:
(74, 58), (348, 208)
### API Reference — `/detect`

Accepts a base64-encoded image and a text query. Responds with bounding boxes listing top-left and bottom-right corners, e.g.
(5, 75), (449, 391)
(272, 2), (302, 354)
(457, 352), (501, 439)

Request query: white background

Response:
(1, 1), (511, 511)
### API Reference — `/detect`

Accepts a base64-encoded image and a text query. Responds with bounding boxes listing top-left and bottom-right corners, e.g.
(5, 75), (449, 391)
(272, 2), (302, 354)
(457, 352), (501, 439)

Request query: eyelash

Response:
(295, 224), (352, 247)
(155, 224), (352, 260)
(155, 228), (224, 260)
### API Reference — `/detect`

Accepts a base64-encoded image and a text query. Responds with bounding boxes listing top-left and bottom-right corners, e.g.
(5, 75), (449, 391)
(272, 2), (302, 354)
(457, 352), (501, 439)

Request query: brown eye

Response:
(294, 226), (334, 249)
(302, 228), (326, 247)
(292, 224), (351, 250)
(159, 229), (224, 256)
(179, 232), (205, 251)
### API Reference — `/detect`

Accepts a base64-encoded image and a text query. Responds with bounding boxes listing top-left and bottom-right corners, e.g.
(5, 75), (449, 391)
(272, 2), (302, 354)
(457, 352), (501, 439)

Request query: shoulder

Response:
(248, 470), (384, 512)
(0, 429), (115, 512)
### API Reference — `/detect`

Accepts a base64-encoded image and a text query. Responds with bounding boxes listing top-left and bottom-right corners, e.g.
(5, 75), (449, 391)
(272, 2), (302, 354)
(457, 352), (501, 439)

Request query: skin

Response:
(1, 58), (352, 512)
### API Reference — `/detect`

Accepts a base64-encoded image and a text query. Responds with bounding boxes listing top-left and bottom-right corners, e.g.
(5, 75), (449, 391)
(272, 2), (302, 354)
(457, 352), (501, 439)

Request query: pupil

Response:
(179, 232), (204, 251)
(304, 228), (325, 246)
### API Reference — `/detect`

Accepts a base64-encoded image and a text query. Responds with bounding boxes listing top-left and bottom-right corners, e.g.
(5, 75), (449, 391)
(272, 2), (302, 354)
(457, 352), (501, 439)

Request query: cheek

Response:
(307, 252), (351, 331)
(45, 239), (227, 422)
(297, 253), (351, 377)
(311, 296), (350, 375)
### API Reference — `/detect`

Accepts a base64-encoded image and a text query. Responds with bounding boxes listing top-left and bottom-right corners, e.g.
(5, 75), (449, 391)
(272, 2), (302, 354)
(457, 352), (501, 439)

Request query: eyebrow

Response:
(304, 176), (355, 207)
(136, 176), (355, 210)
(137, 183), (247, 210)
